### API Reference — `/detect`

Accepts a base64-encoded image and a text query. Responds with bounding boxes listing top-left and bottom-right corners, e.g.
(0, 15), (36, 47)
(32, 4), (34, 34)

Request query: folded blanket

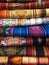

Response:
(0, 46), (48, 56)
(1, 63), (48, 65)
(0, 37), (49, 46)
(0, 0), (49, 3)
(0, 2), (49, 9)
(0, 9), (49, 18)
(0, 64), (48, 65)
(9, 56), (49, 64)
(0, 18), (49, 26)
(0, 56), (49, 64)
(0, 24), (49, 37)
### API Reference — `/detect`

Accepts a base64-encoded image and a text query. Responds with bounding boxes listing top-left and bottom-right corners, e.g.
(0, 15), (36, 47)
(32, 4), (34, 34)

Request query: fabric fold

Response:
(0, 24), (49, 37)
(0, 56), (49, 64)
(0, 18), (49, 26)
(0, 37), (49, 46)
(0, 2), (49, 9)
(0, 9), (49, 18)
(0, 46), (48, 56)
(0, 0), (49, 3)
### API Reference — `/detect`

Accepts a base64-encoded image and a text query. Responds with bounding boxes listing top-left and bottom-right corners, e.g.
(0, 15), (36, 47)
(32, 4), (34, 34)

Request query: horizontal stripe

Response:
(0, 18), (49, 26)
(9, 57), (49, 64)
(0, 0), (49, 3)
(0, 1), (49, 9)
(0, 9), (49, 18)
(0, 56), (49, 64)
(0, 37), (49, 46)
(0, 64), (47, 65)
(0, 24), (49, 37)
(0, 46), (48, 56)
(0, 64), (39, 65)
(0, 2), (37, 9)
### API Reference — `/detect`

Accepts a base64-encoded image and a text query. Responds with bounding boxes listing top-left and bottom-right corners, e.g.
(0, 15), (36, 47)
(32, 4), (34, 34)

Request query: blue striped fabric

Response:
(0, 24), (49, 37)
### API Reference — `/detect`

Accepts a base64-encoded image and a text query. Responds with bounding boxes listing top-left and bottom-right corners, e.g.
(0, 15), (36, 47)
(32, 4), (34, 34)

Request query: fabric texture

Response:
(0, 46), (48, 56)
(0, 64), (48, 65)
(0, 9), (49, 18)
(0, 37), (49, 46)
(0, 18), (49, 26)
(0, 56), (49, 64)
(0, 2), (49, 9)
(0, 24), (49, 37)
(0, 0), (49, 65)
(0, 0), (49, 3)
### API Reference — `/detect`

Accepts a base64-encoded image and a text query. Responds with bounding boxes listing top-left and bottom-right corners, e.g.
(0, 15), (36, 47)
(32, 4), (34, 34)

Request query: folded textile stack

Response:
(0, 0), (49, 65)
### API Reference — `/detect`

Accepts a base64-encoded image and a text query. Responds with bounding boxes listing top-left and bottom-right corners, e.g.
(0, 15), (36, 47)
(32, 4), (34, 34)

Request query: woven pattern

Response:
(0, 2), (49, 9)
(0, 25), (49, 37)
(0, 46), (49, 56)
(0, 56), (49, 64)
(0, 0), (49, 65)
(0, 18), (49, 26)
(0, 0), (49, 2)
(0, 9), (49, 18)
(0, 37), (49, 45)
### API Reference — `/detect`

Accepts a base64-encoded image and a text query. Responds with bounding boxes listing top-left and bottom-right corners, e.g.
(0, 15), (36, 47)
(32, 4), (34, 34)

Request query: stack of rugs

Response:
(0, 0), (49, 65)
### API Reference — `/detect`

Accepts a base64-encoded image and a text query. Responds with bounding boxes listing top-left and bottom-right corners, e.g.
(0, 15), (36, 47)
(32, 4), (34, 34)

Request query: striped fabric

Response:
(0, 0), (48, 3)
(0, 46), (48, 56)
(0, 24), (49, 37)
(0, 18), (49, 26)
(0, 56), (49, 64)
(0, 64), (48, 65)
(9, 57), (49, 64)
(0, 37), (49, 46)
(0, 9), (49, 18)
(0, 1), (49, 9)
(0, 0), (49, 65)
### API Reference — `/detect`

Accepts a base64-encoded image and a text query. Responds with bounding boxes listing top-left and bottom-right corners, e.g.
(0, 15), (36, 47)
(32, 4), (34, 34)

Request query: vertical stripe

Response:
(33, 37), (37, 45)
(44, 46), (47, 56)
(42, 37), (46, 45)
(46, 38), (49, 45)
(14, 27), (20, 36)
(41, 25), (47, 37)
(43, 25), (49, 36)
(36, 46), (45, 57)
(27, 46), (32, 56)
(37, 64), (47, 65)
(45, 46), (49, 57)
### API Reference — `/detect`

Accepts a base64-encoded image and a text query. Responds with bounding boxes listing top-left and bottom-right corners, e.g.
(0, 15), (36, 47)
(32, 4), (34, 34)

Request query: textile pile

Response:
(0, 0), (49, 65)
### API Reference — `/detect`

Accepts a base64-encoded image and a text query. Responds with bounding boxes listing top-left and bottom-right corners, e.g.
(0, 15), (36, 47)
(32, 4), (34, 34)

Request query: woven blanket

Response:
(0, 24), (49, 37)
(0, 64), (48, 65)
(0, 9), (49, 18)
(0, 56), (49, 64)
(0, 0), (49, 3)
(0, 2), (49, 9)
(0, 18), (49, 26)
(0, 37), (49, 46)
(0, 46), (48, 56)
